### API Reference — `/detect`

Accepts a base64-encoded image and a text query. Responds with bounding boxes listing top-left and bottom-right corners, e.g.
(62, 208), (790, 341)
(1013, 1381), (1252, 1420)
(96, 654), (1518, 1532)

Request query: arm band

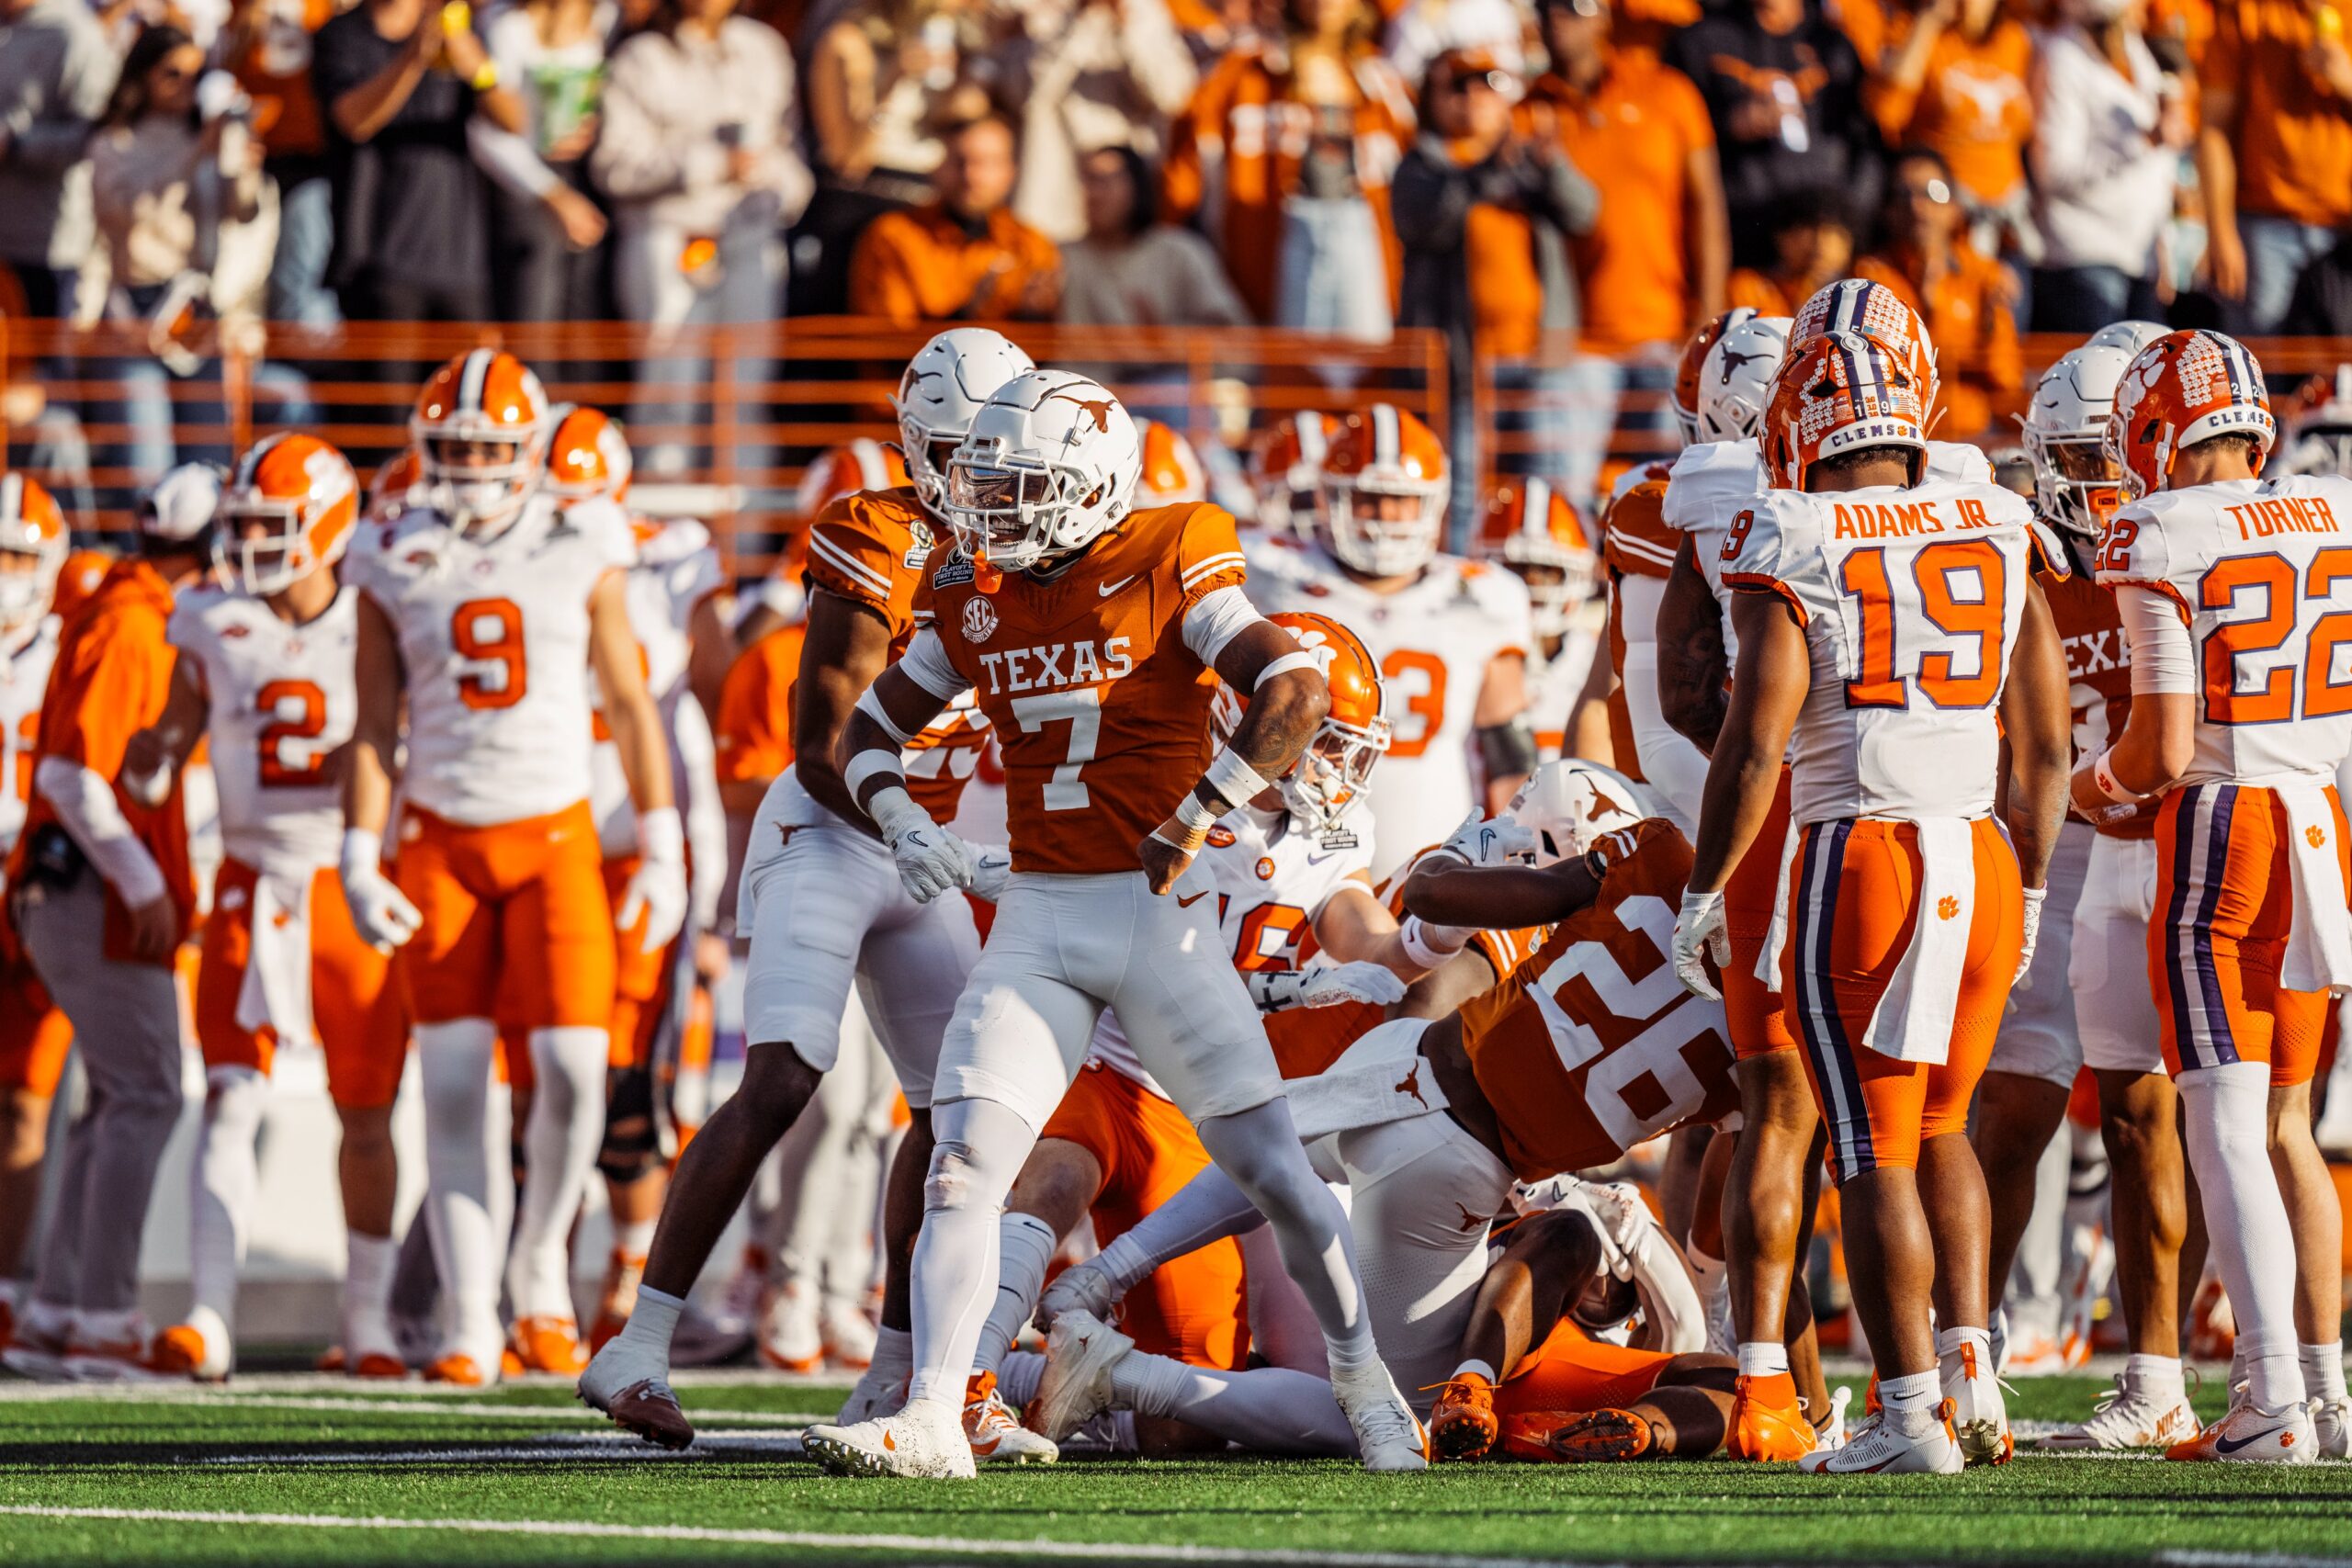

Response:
(1202, 747), (1272, 811)
(1254, 649), (1320, 686)
(2090, 747), (2138, 805)
(1399, 914), (1472, 970)
(853, 683), (915, 746)
(898, 627), (971, 701)
(1476, 716), (1540, 780)
(842, 748), (907, 802)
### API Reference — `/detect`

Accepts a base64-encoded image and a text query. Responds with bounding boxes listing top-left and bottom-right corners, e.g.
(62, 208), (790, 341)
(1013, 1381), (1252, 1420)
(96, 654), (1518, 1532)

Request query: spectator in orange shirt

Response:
(1724, 187), (1855, 312)
(2196, 0), (2352, 332)
(1865, 0), (2037, 264)
(848, 111), (1063, 323)
(1855, 146), (2023, 436)
(1521, 0), (1730, 353)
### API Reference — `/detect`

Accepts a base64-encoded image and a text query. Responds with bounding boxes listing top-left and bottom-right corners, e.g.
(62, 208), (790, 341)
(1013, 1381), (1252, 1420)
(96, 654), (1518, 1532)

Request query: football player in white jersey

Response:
(582, 329), (1030, 1449)
(1674, 328), (2071, 1474)
(343, 350), (686, 1386)
(2080, 330), (2350, 1461)
(1247, 404), (1537, 882)
(1473, 480), (1599, 763)
(117, 434), (407, 1382)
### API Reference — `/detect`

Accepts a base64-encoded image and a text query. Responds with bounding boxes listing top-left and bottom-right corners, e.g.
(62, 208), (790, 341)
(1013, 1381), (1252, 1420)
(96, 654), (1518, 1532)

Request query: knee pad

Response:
(924, 1139), (980, 1214)
(596, 1064), (665, 1185)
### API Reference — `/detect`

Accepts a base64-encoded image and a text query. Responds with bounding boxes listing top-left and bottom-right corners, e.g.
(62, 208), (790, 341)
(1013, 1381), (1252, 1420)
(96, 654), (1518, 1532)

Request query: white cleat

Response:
(2313, 1395), (2351, 1461)
(1942, 1341), (2013, 1467)
(757, 1281), (824, 1373)
(963, 1371), (1058, 1464)
(803, 1400), (976, 1479)
(2037, 1374), (2201, 1451)
(1331, 1361), (1430, 1472)
(2166, 1399), (2316, 1464)
(1798, 1402), (1962, 1475)
(1031, 1310), (1133, 1441)
(1035, 1258), (1120, 1331)
(1811, 1385), (1853, 1452)
(836, 1361), (910, 1427)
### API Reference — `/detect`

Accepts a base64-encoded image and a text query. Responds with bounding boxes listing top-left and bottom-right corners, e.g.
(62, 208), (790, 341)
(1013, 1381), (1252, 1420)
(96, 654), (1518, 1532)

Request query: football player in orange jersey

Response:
(1475, 479), (1599, 762)
(343, 351), (684, 1386)
(115, 434), (407, 1382)
(582, 330), (1031, 1449)
(810, 368), (1425, 1476)
(0, 474), (76, 1355)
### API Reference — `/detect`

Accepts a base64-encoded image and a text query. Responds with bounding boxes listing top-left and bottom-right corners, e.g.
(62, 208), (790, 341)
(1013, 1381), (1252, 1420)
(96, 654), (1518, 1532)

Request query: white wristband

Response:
(2090, 747), (2137, 805)
(1202, 747), (1272, 811)
(843, 748), (906, 802)
(340, 826), (385, 880)
(1399, 914), (1471, 970)
(636, 805), (684, 864)
(1171, 790), (1221, 833)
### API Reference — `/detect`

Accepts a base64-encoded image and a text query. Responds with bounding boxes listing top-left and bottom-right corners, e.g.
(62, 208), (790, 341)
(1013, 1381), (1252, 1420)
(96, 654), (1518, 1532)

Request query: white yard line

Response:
(0, 1387), (824, 1426)
(0, 1506), (1621, 1567)
(198, 1432), (807, 1464)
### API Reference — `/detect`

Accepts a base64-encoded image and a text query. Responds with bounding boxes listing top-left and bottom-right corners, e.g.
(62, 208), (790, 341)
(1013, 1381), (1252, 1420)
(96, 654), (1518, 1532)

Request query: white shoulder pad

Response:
(1925, 440), (1994, 485)
(1661, 440), (1769, 534)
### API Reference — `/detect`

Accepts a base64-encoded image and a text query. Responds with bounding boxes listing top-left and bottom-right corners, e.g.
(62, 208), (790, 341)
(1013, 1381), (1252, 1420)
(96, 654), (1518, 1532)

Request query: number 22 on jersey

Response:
(2191, 548), (2352, 726)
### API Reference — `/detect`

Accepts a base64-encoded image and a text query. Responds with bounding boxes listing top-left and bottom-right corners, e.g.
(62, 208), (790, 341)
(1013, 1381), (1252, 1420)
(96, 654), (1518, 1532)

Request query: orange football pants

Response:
(1724, 765), (1798, 1058)
(2151, 783), (2345, 1088)
(1782, 816), (2022, 1181)
(1039, 1060), (1250, 1370)
(391, 801), (616, 1031)
(196, 859), (407, 1110)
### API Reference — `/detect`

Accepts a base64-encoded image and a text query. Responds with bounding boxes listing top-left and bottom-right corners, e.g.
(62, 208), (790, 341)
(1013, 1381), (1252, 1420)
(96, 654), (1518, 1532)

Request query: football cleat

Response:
(2167, 1400), (2315, 1463)
(579, 1371), (695, 1451)
(508, 1315), (588, 1376)
(803, 1402), (977, 1480)
(1429, 1374), (1499, 1461)
(1944, 1341), (2013, 1466)
(424, 1351), (495, 1387)
(0, 1303), (74, 1382)
(66, 1315), (185, 1383)
(1798, 1401), (1962, 1475)
(1331, 1360), (1430, 1472)
(822, 1299), (877, 1371)
(1727, 1372), (1816, 1461)
(147, 1318), (230, 1382)
(758, 1281), (823, 1372)
(1035, 1258), (1121, 1330)
(1031, 1310), (1134, 1441)
(2313, 1395), (2351, 1461)
(1547, 1407), (1661, 1462)
(962, 1371), (1058, 1464)
(349, 1349), (407, 1380)
(2037, 1373), (2200, 1450)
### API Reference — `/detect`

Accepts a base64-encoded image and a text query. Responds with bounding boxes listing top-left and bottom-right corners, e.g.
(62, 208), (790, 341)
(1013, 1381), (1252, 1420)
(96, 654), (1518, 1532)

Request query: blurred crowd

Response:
(1, 0), (2347, 393)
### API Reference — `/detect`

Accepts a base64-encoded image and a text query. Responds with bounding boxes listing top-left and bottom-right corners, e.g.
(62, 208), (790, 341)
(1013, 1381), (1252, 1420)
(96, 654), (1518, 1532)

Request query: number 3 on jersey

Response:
(1380, 649), (1446, 758)
(453, 597), (527, 710)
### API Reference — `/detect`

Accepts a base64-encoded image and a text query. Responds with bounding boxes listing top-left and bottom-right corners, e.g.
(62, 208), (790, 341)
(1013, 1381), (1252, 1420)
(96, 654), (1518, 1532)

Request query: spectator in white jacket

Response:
(2027, 0), (2188, 332)
(468, 0), (614, 320)
(590, 0), (812, 327)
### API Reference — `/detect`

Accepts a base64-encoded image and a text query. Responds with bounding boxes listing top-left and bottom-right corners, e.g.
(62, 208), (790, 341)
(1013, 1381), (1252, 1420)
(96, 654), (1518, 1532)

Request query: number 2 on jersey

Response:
(1011, 688), (1102, 809)
(257, 679), (328, 786)
(1839, 539), (2007, 710)
(2199, 548), (2352, 725)
(453, 597), (527, 710)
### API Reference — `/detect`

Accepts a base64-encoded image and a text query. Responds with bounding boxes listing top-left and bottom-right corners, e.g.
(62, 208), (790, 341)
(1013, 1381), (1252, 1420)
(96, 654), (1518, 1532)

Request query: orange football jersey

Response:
(714, 622), (806, 789)
(805, 487), (990, 821)
(1455, 818), (1736, 1181)
(914, 502), (1248, 875)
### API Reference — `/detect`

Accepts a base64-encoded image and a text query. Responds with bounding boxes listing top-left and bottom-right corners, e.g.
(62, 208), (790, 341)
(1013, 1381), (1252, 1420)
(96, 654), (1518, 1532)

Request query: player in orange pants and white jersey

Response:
(1672, 329), (2072, 1474)
(118, 434), (408, 1381)
(343, 351), (685, 1385)
(2079, 330), (2352, 1462)
(1246, 405), (1537, 882)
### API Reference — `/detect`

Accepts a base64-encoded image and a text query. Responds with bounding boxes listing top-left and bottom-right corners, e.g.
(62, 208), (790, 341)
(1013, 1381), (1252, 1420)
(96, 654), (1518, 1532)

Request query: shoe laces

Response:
(1350, 1386), (1422, 1448)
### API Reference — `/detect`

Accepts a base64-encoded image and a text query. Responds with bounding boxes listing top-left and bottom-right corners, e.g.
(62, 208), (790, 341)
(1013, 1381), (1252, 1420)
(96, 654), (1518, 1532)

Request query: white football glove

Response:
(339, 828), (422, 953)
(2013, 886), (2046, 987)
(964, 840), (1012, 904)
(1672, 887), (1728, 1000)
(870, 784), (970, 905)
(619, 807), (689, 954)
(1432, 808), (1539, 870)
(1248, 961), (1410, 1011)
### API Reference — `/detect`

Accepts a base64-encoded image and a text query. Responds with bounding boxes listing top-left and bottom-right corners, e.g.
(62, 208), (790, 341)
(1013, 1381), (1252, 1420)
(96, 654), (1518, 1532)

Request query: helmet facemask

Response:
(1278, 710), (1391, 837)
(2025, 425), (2122, 541)
(0, 545), (59, 633)
(416, 425), (545, 539)
(1323, 478), (1446, 578)
(943, 444), (1131, 575)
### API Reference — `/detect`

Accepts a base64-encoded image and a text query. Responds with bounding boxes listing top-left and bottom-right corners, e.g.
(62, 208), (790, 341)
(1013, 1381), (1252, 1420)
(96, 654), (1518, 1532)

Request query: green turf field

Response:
(1, 1372), (2347, 1567)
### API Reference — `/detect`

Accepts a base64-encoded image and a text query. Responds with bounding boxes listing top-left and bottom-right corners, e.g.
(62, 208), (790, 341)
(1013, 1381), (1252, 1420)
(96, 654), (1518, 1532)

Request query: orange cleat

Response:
(509, 1315), (589, 1376)
(315, 1345), (347, 1373)
(1498, 1409), (1581, 1462)
(146, 1324), (215, 1380)
(1429, 1374), (1499, 1461)
(425, 1351), (493, 1387)
(1727, 1372), (1817, 1462)
(350, 1349), (407, 1380)
(1549, 1407), (1660, 1462)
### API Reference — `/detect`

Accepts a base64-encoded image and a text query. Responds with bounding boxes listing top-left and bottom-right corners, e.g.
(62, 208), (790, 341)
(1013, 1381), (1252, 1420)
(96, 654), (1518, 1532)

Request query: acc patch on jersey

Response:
(962, 597), (998, 643)
(1206, 825), (1238, 849)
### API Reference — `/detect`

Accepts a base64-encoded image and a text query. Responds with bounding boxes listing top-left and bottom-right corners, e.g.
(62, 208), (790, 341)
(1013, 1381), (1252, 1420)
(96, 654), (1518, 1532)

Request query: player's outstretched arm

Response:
(1140, 616), (1330, 896)
(1400, 852), (1602, 932)
(1998, 577), (2072, 894)
(1473, 653), (1535, 812)
(339, 592), (422, 953)
(119, 653), (208, 806)
(1656, 536), (1730, 754)
(2069, 584), (2195, 816)
(794, 586), (899, 840)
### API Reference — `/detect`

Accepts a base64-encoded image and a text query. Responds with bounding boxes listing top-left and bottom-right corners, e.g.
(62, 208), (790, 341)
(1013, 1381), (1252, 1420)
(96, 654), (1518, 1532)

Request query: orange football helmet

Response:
(1671, 309), (1759, 445)
(1476, 479), (1596, 639)
(1319, 405), (1449, 578)
(797, 438), (911, 518)
(1212, 609), (1390, 836)
(216, 434), (360, 596)
(2107, 329), (2277, 500)
(51, 547), (110, 626)
(411, 348), (551, 535)
(544, 404), (632, 505)
(1791, 277), (1940, 412)
(1761, 330), (1930, 491)
(368, 447), (423, 519)
(1136, 419), (1209, 507)
(0, 473), (68, 631)
(1250, 411), (1339, 536)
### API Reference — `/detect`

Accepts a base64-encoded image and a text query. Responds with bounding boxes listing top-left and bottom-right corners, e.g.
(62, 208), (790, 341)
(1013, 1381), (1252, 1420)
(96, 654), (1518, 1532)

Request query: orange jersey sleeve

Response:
(1602, 477), (1679, 581)
(1455, 819), (1737, 1179)
(804, 489), (930, 645)
(713, 623), (804, 787)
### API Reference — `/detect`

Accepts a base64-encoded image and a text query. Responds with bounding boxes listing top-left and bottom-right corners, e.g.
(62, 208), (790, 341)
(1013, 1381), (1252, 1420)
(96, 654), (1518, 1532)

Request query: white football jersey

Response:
(2098, 474), (2352, 787)
(1525, 615), (1600, 764)
(346, 493), (634, 827)
(1721, 479), (2035, 825)
(1091, 796), (1376, 1094)
(0, 617), (60, 857)
(590, 518), (726, 858)
(167, 584), (358, 874)
(1247, 539), (1534, 880)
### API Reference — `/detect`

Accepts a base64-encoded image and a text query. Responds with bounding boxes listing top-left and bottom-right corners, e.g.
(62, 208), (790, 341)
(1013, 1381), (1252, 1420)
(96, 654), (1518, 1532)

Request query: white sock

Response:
(1737, 1340), (1789, 1379)
(189, 1066), (268, 1332)
(343, 1231), (398, 1357)
(600, 1283), (684, 1383)
(2125, 1352), (2186, 1405)
(1091, 1163), (1263, 1290)
(904, 1097), (1033, 1409)
(2301, 1343), (2348, 1404)
(1936, 1325), (1994, 1392)
(612, 1219), (656, 1259)
(509, 1026), (609, 1322)
(2179, 1063), (2306, 1412)
(998, 1348), (1046, 1410)
(1089, 1232), (1159, 1302)
(1688, 1244), (1725, 1300)
(1880, 1368), (1941, 1413)
(1109, 1348), (1356, 1455)
(416, 1020), (507, 1363)
(865, 1324), (912, 1384)
(975, 1211), (1057, 1381)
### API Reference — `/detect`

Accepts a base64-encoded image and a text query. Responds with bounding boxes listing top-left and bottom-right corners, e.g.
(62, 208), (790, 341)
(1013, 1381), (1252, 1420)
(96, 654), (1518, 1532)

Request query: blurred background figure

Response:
(1057, 144), (1250, 327)
(849, 109), (1059, 324)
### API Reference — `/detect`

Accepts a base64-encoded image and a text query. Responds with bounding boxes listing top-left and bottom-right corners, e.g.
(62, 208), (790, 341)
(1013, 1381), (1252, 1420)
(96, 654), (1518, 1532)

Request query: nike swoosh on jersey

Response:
(1099, 575), (1137, 597)
(1176, 888), (1210, 907)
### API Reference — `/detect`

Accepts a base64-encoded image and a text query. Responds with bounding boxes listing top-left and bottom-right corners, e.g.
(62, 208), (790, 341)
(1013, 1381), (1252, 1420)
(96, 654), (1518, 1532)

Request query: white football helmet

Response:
(2085, 320), (2170, 358)
(2283, 365), (2352, 479)
(1504, 759), (1657, 865)
(2020, 344), (2133, 540)
(1694, 315), (1792, 444)
(942, 370), (1140, 574)
(893, 328), (1037, 510)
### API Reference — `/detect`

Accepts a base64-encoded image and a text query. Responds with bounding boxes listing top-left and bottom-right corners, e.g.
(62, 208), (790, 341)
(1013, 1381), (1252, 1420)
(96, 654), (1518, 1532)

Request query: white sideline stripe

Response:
(199, 1433), (808, 1464)
(2160, 1556), (2352, 1568)
(0, 1388), (823, 1425)
(0, 1506), (1622, 1567)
